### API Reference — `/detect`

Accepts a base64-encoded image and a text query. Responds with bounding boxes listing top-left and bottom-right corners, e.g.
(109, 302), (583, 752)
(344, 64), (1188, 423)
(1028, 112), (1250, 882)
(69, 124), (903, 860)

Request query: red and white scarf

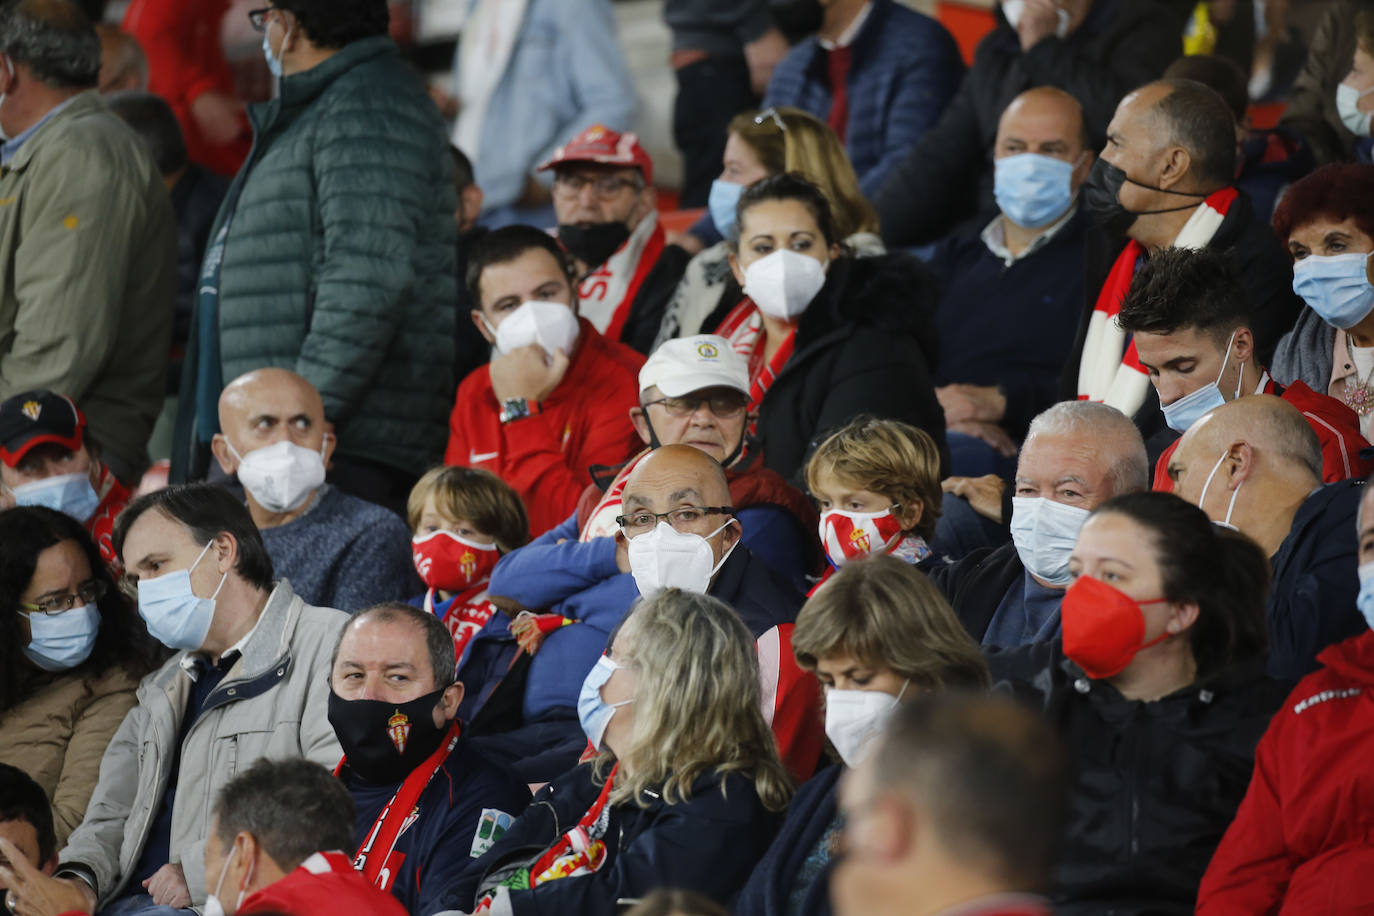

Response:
(577, 212), (664, 343)
(425, 584), (498, 662)
(580, 451), (650, 543)
(716, 299), (797, 413)
(1077, 188), (1239, 416)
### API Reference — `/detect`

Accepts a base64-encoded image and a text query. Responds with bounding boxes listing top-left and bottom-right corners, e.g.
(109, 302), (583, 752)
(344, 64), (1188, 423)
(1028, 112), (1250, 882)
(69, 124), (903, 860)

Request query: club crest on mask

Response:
(460, 550), (478, 581)
(387, 710), (411, 754)
(848, 526), (871, 553)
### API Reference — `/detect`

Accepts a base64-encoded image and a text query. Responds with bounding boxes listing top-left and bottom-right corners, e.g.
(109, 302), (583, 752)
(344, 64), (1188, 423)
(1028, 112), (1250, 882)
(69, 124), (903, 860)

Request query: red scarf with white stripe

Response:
(716, 299), (797, 413)
(1077, 188), (1239, 416)
(576, 213), (665, 344)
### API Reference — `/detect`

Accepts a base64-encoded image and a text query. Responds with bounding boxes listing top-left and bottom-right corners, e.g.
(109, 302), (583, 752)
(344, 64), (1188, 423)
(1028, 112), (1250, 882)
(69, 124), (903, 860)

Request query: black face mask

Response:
(327, 687), (450, 785)
(1081, 157), (1209, 238)
(559, 221), (631, 268)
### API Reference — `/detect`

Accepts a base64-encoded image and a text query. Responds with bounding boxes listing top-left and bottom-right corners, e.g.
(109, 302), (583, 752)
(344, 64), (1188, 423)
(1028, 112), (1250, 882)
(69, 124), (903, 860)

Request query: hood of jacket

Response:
(794, 252), (940, 371)
(1315, 627), (1374, 685)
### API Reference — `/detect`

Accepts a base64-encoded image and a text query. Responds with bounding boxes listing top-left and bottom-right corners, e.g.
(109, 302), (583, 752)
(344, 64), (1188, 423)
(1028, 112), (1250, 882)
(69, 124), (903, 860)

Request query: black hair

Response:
(1090, 492), (1269, 679)
(0, 0), (100, 88)
(0, 506), (162, 713)
(333, 602), (457, 689)
(871, 692), (1069, 890)
(1116, 246), (1250, 347)
(272, 0), (388, 50)
(113, 483), (275, 593)
(0, 763), (56, 865)
(1162, 55), (1248, 125)
(213, 758), (355, 872)
(105, 90), (188, 176)
(1152, 78), (1240, 189)
(465, 224), (576, 312)
(450, 145), (475, 190)
(732, 172), (840, 249)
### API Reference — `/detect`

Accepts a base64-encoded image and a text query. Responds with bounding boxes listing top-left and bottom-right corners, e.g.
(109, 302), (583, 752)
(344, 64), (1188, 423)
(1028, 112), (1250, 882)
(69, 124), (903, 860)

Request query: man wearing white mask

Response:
(1168, 395), (1365, 681)
(444, 225), (645, 537)
(211, 368), (415, 612)
(18, 483), (343, 916)
(931, 401), (1148, 648)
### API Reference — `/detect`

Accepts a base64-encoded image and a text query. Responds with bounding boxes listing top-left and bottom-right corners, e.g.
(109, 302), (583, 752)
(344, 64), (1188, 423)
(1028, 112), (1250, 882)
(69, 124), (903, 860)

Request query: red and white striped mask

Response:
(819, 508), (903, 569)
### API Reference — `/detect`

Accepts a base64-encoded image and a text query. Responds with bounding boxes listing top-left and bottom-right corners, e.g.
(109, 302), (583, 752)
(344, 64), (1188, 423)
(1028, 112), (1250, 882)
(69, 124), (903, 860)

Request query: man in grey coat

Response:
(9, 485), (344, 916)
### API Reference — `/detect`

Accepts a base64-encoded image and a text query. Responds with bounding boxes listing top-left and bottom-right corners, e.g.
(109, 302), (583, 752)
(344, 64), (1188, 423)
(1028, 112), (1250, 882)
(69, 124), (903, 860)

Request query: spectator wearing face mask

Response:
(928, 87), (1093, 477)
(440, 589), (791, 915)
(0, 510), (162, 850)
(1117, 246), (1371, 489)
(1278, 0), (1374, 166)
(544, 126), (691, 356)
(405, 466), (530, 671)
(931, 401), (1148, 648)
(1270, 163), (1374, 442)
(211, 369), (416, 613)
(1197, 475), (1374, 913)
(805, 417), (946, 593)
(1168, 395), (1366, 681)
(445, 225), (644, 538)
(715, 173), (945, 483)
(990, 491), (1288, 916)
(736, 556), (990, 916)
(0, 392), (131, 570)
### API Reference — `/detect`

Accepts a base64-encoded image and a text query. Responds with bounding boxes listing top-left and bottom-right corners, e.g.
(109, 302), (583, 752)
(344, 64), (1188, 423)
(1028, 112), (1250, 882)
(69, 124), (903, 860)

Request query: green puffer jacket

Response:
(175, 36), (456, 480)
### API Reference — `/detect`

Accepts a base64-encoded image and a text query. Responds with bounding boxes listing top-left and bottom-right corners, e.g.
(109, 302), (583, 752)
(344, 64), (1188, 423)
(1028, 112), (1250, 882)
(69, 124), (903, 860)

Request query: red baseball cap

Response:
(538, 125), (654, 186)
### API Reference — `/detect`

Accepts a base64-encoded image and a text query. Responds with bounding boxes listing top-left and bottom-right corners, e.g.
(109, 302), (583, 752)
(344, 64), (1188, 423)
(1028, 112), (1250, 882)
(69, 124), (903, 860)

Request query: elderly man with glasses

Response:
(542, 125), (692, 355)
(455, 436), (817, 787)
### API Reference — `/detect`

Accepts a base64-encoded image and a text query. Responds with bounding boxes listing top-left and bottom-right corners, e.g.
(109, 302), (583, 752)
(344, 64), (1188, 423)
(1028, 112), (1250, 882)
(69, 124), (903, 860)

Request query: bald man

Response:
(931, 87), (1095, 475)
(211, 369), (416, 612)
(464, 444), (816, 783)
(1170, 395), (1366, 680)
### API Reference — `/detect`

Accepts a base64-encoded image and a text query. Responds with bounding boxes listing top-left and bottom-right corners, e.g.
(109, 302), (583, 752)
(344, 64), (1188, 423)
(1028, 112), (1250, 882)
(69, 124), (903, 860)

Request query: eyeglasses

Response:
(641, 394), (748, 419)
(754, 108), (788, 132)
(615, 506), (735, 537)
(552, 173), (644, 200)
(21, 579), (108, 615)
(247, 7), (273, 32)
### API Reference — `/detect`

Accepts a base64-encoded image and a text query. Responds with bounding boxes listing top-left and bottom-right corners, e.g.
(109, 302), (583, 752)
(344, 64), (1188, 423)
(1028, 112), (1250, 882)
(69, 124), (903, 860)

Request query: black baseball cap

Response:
(0, 390), (85, 468)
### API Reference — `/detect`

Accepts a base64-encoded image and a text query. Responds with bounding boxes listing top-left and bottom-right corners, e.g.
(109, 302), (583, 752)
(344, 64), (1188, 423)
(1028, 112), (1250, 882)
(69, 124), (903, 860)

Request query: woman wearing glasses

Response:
(0, 507), (162, 847)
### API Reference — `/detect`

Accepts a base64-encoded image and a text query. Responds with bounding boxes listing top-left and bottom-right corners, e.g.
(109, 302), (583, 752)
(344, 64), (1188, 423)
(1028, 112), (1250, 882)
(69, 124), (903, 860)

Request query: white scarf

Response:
(576, 210), (660, 335)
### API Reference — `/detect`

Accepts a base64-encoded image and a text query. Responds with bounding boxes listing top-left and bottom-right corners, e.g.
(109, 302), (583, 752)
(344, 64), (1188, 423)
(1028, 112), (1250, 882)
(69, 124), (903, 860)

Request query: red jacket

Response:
(122, 0), (251, 176)
(240, 851), (409, 916)
(1154, 377), (1373, 491)
(1196, 629), (1374, 914)
(444, 319), (644, 537)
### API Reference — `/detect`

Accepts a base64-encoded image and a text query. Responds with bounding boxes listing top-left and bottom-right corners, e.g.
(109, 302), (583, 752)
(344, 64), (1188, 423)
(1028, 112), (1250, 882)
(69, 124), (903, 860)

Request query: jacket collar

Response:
(1054, 646), (1269, 712)
(4, 90), (103, 173)
(252, 36), (396, 125)
(155, 580), (301, 691)
(801, 0), (891, 80)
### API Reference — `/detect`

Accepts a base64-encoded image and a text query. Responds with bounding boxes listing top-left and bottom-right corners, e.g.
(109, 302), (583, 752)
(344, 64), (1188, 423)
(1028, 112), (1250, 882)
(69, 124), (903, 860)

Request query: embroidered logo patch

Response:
(459, 550), (477, 581)
(387, 710), (411, 754)
(470, 808), (514, 858)
(696, 341), (720, 360)
(20, 400), (40, 421)
(62, 215), (79, 230)
(848, 526), (871, 553)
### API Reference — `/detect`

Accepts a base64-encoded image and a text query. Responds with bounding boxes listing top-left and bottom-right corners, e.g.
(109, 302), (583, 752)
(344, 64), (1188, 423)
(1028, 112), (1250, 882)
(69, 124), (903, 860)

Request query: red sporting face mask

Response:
(411, 530), (499, 592)
(1061, 575), (1172, 680)
(818, 508), (904, 570)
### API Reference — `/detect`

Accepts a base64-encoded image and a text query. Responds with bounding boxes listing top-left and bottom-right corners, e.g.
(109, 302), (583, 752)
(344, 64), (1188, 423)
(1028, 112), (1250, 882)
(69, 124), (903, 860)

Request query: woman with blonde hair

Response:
(736, 554), (990, 916)
(454, 588), (792, 913)
(656, 106), (881, 345)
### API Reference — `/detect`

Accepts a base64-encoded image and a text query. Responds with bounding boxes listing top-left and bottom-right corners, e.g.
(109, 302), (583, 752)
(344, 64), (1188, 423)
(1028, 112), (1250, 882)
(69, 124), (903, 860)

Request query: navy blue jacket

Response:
(763, 0), (963, 200)
(929, 210), (1088, 438)
(341, 737), (531, 916)
(735, 765), (841, 916)
(444, 763), (783, 915)
(1268, 478), (1368, 682)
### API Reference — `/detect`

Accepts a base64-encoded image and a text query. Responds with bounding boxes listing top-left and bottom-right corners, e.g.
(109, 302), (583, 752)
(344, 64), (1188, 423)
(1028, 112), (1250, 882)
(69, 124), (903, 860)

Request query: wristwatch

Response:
(499, 397), (540, 424)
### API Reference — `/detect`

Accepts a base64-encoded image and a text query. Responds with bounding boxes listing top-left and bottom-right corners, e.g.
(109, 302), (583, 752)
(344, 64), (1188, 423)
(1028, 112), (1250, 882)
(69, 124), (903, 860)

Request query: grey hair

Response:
(213, 758), (355, 871)
(0, 0), (101, 89)
(332, 602), (458, 689)
(1025, 400), (1149, 495)
(1262, 399), (1323, 482)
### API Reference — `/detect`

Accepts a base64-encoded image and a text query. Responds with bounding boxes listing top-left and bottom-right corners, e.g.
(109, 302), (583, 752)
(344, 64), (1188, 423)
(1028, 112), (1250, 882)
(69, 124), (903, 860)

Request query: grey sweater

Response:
(1271, 305), (1337, 393)
(259, 485), (419, 612)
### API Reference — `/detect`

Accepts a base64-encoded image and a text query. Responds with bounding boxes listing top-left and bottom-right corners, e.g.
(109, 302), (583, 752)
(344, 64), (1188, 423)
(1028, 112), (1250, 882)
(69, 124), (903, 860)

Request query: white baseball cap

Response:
(639, 335), (749, 398)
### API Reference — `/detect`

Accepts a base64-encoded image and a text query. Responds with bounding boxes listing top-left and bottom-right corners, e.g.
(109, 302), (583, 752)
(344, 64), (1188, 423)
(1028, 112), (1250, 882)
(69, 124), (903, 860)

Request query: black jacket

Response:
(876, 0), (1178, 246)
(622, 243), (693, 355)
(1059, 189), (1304, 443)
(445, 763), (782, 915)
(930, 541), (1026, 643)
(735, 764), (841, 916)
(711, 252), (946, 484)
(990, 641), (1290, 916)
(1268, 478), (1368, 682)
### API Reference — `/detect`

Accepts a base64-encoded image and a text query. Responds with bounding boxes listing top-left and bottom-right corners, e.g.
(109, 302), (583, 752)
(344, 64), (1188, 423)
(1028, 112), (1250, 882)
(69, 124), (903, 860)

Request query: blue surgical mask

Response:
(10, 472), (101, 523)
(1292, 252), (1374, 329)
(577, 654), (633, 751)
(22, 602), (100, 672)
(1009, 496), (1089, 586)
(262, 18), (289, 79)
(1161, 330), (1242, 433)
(136, 541), (226, 651)
(1358, 561), (1374, 631)
(708, 179), (744, 238)
(993, 153), (1076, 229)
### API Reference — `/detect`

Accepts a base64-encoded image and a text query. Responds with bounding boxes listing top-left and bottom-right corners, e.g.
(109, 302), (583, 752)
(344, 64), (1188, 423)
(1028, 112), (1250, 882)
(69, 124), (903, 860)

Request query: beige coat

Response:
(0, 665), (140, 849)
